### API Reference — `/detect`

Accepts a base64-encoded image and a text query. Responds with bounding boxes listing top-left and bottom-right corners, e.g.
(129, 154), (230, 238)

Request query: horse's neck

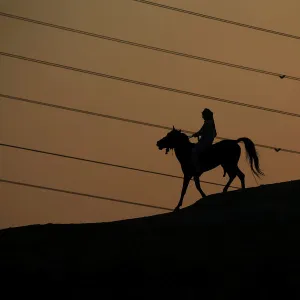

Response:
(174, 143), (192, 165)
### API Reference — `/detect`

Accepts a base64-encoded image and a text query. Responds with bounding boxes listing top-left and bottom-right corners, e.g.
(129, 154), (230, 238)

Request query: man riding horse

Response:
(156, 108), (264, 211)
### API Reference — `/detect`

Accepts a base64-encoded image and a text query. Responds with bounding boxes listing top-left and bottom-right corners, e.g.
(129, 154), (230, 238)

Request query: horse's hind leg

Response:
(236, 167), (245, 189)
(223, 167), (237, 193)
(221, 164), (227, 177)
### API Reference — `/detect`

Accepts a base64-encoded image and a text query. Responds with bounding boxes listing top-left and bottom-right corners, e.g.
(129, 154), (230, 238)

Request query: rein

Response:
(165, 134), (194, 155)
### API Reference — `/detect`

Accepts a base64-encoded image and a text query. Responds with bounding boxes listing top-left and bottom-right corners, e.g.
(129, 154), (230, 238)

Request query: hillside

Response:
(0, 180), (300, 299)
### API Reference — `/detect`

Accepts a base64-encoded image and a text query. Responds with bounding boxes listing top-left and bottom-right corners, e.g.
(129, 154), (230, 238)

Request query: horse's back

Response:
(202, 139), (241, 170)
(213, 139), (240, 151)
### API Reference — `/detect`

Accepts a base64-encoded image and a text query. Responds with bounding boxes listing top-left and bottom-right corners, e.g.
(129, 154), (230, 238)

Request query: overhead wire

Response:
(1, 12), (299, 81)
(0, 179), (173, 211)
(1, 94), (299, 155)
(1, 52), (300, 118)
(0, 143), (239, 189)
(133, 0), (300, 40)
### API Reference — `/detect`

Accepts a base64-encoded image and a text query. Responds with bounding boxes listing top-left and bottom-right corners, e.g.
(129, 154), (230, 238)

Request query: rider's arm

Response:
(192, 125), (204, 138)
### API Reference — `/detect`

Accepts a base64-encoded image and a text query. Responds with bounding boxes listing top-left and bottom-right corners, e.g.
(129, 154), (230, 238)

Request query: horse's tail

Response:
(236, 137), (264, 178)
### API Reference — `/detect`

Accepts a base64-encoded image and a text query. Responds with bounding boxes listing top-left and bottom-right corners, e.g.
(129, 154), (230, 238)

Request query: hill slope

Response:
(0, 180), (300, 299)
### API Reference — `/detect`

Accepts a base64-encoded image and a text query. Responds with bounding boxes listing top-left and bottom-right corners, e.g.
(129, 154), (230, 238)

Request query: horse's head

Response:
(156, 126), (188, 154)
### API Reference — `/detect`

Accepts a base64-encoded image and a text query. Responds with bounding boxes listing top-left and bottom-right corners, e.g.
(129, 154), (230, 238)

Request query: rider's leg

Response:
(192, 138), (215, 173)
(192, 141), (205, 173)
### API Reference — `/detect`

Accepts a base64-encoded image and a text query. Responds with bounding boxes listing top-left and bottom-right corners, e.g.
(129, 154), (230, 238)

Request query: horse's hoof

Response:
(173, 206), (180, 212)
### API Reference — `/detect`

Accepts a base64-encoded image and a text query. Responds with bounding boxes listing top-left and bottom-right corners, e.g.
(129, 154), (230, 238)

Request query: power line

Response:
(133, 0), (300, 40)
(1, 143), (239, 188)
(1, 52), (300, 118)
(1, 12), (299, 81)
(0, 179), (173, 211)
(1, 94), (299, 155)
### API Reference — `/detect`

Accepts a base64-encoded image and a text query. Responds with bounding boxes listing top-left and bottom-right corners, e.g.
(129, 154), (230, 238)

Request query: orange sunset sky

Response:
(1, 0), (300, 229)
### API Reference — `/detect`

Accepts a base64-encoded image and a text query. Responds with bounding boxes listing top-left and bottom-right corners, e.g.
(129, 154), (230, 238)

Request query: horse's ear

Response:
(172, 125), (175, 130)
(179, 129), (181, 133)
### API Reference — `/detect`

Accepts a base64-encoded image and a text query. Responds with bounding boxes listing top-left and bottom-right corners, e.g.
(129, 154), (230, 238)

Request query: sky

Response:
(1, 0), (300, 229)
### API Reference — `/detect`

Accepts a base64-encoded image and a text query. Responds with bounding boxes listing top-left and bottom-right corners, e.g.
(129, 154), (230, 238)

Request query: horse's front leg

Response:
(174, 175), (191, 212)
(194, 175), (206, 198)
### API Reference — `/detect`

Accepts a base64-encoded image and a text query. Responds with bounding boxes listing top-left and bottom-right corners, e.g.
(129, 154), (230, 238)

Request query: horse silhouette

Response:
(156, 127), (264, 211)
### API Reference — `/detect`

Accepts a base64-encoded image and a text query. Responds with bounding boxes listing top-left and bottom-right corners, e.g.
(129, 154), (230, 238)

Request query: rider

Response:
(191, 108), (217, 173)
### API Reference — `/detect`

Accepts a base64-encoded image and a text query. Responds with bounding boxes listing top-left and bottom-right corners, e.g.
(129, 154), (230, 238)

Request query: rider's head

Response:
(202, 108), (214, 121)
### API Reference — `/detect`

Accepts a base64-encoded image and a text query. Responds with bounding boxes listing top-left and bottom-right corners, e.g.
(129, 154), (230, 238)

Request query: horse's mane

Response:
(178, 130), (190, 143)
(173, 129), (193, 147)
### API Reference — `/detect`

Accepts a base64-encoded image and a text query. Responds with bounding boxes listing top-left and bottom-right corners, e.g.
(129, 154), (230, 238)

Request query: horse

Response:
(156, 127), (264, 211)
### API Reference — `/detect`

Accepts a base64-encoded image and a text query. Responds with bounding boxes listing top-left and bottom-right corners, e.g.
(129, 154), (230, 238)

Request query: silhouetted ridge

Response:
(0, 180), (299, 299)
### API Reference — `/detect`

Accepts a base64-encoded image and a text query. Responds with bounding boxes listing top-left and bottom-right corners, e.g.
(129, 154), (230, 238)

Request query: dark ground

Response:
(1, 180), (300, 299)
